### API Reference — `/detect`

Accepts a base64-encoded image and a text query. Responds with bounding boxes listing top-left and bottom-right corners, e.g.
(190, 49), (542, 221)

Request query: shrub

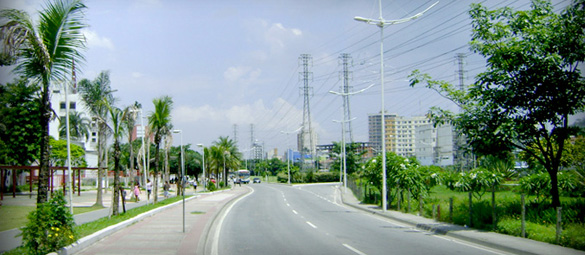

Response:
(20, 191), (76, 255)
(496, 217), (556, 244)
(561, 223), (585, 250)
(207, 184), (217, 192)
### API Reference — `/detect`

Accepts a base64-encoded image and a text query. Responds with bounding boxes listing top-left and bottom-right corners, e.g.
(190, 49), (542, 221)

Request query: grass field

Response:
(0, 205), (104, 232)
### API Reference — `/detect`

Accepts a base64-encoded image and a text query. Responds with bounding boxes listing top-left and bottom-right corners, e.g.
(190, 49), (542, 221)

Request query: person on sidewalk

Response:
(133, 183), (141, 202)
(146, 179), (153, 201)
(163, 181), (170, 198)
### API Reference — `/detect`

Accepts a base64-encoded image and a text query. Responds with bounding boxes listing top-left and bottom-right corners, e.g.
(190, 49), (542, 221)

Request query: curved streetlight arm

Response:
(354, 1), (438, 26)
(329, 83), (374, 96)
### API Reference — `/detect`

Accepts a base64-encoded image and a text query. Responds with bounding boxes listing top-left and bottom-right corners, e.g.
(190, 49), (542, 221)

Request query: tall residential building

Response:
(368, 113), (432, 157)
(415, 123), (455, 166)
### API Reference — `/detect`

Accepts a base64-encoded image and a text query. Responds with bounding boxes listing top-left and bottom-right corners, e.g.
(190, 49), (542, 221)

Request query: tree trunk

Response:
(94, 123), (105, 207)
(112, 143), (121, 216)
(37, 86), (51, 205)
(154, 141), (161, 204)
(549, 169), (560, 208)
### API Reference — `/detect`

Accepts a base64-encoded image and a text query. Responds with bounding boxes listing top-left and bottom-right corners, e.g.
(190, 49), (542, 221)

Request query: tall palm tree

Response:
(211, 136), (241, 185)
(123, 102), (141, 186)
(59, 111), (90, 142)
(105, 103), (126, 215)
(0, 0), (87, 204)
(78, 71), (115, 207)
(148, 96), (173, 203)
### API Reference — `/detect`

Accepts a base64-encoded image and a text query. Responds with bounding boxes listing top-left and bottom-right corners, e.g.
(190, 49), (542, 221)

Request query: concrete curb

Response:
(59, 195), (198, 255)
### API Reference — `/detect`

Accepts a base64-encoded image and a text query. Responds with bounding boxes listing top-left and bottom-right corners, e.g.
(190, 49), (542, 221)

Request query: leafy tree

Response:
(0, 78), (42, 165)
(78, 71), (115, 207)
(148, 96), (173, 203)
(0, 0), (87, 204)
(122, 102), (141, 186)
(410, 0), (585, 208)
(329, 142), (367, 175)
(49, 137), (86, 167)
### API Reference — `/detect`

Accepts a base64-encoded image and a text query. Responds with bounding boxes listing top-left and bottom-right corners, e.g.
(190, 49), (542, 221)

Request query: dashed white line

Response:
(306, 221), (317, 229)
(343, 244), (367, 255)
(292, 210), (298, 215)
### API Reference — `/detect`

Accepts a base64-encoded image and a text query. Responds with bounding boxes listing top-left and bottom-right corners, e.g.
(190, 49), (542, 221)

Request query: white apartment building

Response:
(49, 83), (98, 167)
(368, 113), (432, 158)
(415, 124), (455, 166)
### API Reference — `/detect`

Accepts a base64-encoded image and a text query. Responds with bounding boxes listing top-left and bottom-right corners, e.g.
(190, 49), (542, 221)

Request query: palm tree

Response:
(0, 0), (87, 204)
(123, 102), (141, 186)
(59, 111), (91, 143)
(78, 71), (115, 207)
(106, 103), (126, 215)
(148, 96), (173, 203)
(211, 136), (241, 186)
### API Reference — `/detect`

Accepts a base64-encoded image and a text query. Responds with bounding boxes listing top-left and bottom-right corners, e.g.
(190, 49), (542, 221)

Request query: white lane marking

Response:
(286, 203), (290, 207)
(211, 187), (254, 255)
(306, 221), (317, 229)
(433, 235), (507, 255)
(343, 244), (367, 255)
(292, 210), (298, 215)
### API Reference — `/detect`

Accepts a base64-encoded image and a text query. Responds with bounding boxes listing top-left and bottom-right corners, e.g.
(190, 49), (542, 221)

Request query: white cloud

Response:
(131, 72), (144, 78)
(83, 29), (114, 50)
(223, 66), (262, 84)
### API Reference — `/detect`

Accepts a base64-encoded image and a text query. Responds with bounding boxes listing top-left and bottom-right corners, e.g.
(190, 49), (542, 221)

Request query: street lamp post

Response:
(197, 144), (206, 191)
(281, 126), (303, 185)
(172, 129), (185, 233)
(130, 108), (148, 205)
(354, 0), (438, 211)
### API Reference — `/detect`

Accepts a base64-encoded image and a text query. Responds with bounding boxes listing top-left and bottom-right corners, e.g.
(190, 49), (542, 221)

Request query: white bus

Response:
(236, 169), (250, 184)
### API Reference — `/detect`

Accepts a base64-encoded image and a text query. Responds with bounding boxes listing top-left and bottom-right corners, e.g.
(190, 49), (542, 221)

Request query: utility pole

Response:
(299, 54), (314, 171)
(354, 0), (438, 212)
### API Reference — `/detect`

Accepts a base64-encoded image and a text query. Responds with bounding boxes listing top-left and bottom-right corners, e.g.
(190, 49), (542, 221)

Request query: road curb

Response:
(59, 195), (198, 255)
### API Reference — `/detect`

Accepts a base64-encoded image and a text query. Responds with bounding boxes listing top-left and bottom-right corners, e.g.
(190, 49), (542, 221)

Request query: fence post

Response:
(432, 204), (436, 220)
(449, 197), (453, 223)
(492, 184), (496, 230)
(419, 196), (423, 216)
(468, 192), (473, 227)
(556, 207), (562, 244)
(407, 187), (411, 213)
(397, 188), (401, 211)
(521, 194), (526, 238)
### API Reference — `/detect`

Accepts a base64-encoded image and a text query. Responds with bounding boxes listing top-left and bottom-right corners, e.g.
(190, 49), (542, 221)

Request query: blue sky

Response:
(1, 0), (579, 157)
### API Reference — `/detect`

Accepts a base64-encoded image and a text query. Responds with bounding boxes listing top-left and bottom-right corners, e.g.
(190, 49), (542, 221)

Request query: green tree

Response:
(49, 136), (86, 167)
(106, 104), (126, 215)
(329, 142), (366, 175)
(148, 96), (173, 203)
(58, 111), (90, 142)
(0, 0), (87, 204)
(0, 78), (42, 165)
(410, 0), (585, 208)
(78, 71), (115, 207)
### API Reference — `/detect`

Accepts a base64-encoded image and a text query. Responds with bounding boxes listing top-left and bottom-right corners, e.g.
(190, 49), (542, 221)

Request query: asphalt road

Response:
(216, 183), (510, 255)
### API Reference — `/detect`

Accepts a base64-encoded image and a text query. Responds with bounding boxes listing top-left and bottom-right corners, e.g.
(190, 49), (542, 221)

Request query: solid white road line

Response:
(211, 187), (254, 255)
(343, 244), (367, 255)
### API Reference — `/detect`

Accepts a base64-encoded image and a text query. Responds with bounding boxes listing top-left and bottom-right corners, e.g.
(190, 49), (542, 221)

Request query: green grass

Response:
(0, 205), (116, 232)
(0, 205), (36, 232)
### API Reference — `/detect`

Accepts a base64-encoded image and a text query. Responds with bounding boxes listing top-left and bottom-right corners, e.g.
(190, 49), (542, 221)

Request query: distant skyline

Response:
(1, 0), (581, 157)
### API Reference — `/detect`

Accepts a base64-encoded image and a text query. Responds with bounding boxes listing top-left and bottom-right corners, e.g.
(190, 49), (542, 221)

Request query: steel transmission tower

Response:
(299, 54), (314, 170)
(340, 53), (354, 142)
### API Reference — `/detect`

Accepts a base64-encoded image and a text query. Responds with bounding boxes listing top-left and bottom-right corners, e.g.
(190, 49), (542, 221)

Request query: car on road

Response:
(253, 177), (261, 183)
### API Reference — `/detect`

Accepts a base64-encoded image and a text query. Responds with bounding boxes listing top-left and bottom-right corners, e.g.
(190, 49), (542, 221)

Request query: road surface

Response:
(216, 183), (508, 255)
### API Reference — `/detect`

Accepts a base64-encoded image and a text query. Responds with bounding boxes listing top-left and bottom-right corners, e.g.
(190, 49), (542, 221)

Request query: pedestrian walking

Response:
(192, 179), (197, 191)
(146, 179), (152, 201)
(133, 183), (140, 202)
(163, 181), (170, 198)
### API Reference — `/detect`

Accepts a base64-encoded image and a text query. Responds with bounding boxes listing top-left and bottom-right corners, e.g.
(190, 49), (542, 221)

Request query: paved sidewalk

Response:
(69, 186), (250, 255)
(0, 186), (201, 253)
(339, 187), (585, 255)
